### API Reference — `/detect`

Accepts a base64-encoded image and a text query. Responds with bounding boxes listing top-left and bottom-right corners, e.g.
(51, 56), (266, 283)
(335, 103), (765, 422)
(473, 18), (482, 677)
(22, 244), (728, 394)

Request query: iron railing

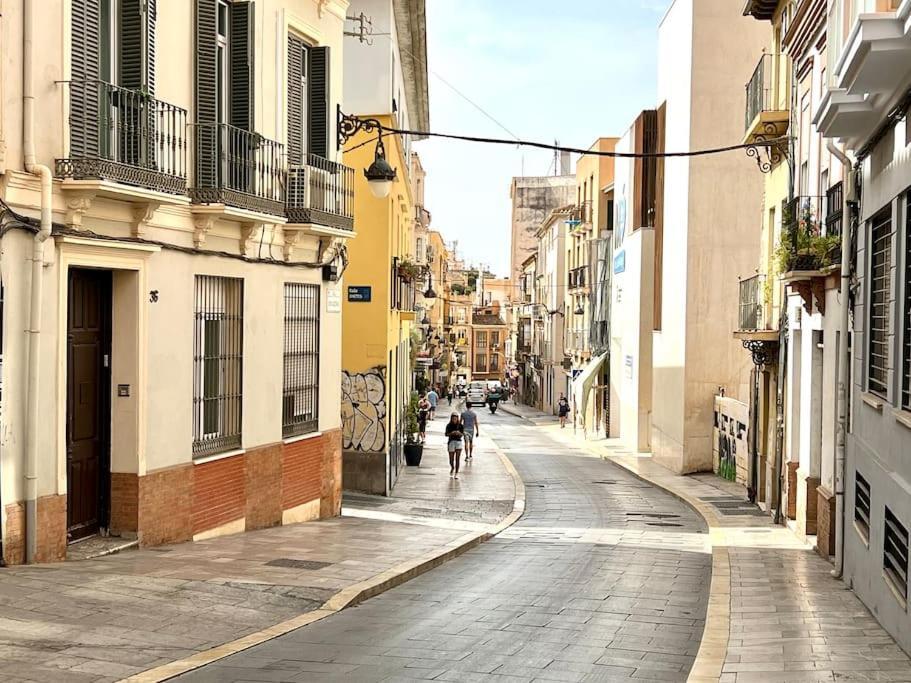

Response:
(391, 258), (416, 312)
(738, 274), (765, 331)
(191, 123), (285, 216)
(56, 80), (187, 194)
(287, 155), (354, 230)
(569, 266), (589, 289)
(782, 195), (841, 272)
(825, 181), (844, 238)
(282, 283), (320, 438)
(565, 328), (590, 352)
(745, 53), (788, 131)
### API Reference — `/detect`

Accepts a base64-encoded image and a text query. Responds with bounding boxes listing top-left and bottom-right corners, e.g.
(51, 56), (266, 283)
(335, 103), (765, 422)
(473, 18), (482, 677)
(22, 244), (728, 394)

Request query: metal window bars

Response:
(855, 471), (871, 539)
(283, 283), (320, 438)
(287, 154), (355, 230)
(904, 192), (911, 411)
(884, 507), (909, 602)
(56, 80), (188, 194)
(738, 274), (766, 331)
(745, 53), (788, 131)
(868, 208), (893, 398)
(192, 275), (243, 457)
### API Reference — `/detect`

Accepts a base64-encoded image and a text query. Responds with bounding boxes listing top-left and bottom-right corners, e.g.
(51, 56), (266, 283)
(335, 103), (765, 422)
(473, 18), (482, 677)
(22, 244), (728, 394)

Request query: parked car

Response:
(465, 381), (487, 407)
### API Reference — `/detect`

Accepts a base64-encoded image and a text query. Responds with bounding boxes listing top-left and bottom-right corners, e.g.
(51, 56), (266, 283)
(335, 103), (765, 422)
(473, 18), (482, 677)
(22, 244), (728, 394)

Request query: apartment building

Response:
(340, 0), (428, 495)
(566, 138), (617, 439)
(509, 173), (575, 287)
(815, 0), (911, 652)
(0, 0), (355, 563)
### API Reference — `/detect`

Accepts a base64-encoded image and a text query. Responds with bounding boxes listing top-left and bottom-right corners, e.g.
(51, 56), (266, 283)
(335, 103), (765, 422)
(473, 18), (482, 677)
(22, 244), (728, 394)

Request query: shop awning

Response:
(572, 352), (607, 418)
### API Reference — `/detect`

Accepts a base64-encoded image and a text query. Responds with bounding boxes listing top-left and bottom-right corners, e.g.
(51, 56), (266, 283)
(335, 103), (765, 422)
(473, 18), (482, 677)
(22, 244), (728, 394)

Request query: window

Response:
(283, 283), (320, 437)
(855, 470), (871, 541)
(475, 331), (487, 349)
(475, 353), (487, 373)
(903, 193), (911, 410)
(216, 0), (229, 123)
(193, 275), (243, 457)
(490, 354), (500, 372)
(868, 207), (893, 397)
(491, 331), (500, 348)
(884, 507), (909, 602)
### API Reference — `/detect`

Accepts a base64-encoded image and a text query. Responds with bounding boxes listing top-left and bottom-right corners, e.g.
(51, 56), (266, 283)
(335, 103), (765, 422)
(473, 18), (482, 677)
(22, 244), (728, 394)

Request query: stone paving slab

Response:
(0, 416), (521, 683)
(512, 404), (911, 683)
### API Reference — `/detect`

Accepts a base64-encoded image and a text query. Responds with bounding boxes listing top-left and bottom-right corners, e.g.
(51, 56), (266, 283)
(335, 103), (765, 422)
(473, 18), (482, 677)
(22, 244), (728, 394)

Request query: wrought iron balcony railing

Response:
(286, 155), (354, 230)
(56, 80), (187, 195)
(744, 53), (790, 138)
(391, 258), (417, 312)
(825, 181), (844, 239)
(568, 266), (589, 289)
(190, 123), (285, 216)
(781, 195), (842, 273)
(738, 274), (766, 331)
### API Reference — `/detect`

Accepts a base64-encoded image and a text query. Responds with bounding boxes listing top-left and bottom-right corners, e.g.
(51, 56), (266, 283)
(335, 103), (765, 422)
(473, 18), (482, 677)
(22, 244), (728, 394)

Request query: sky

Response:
(416, 0), (673, 277)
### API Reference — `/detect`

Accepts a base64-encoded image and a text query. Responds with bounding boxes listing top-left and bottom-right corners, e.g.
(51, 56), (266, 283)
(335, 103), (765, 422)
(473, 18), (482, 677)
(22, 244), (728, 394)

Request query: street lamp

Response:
(423, 272), (437, 300)
(337, 106), (398, 199)
(574, 305), (585, 315)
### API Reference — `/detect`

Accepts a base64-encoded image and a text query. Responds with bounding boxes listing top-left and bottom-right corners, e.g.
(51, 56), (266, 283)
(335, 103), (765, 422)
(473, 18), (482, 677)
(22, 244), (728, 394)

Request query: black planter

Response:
(404, 442), (424, 466)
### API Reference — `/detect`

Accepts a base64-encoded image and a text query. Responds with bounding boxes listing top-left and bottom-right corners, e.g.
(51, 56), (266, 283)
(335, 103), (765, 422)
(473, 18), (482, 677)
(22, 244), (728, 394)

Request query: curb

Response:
(121, 439), (527, 683)
(536, 422), (730, 683)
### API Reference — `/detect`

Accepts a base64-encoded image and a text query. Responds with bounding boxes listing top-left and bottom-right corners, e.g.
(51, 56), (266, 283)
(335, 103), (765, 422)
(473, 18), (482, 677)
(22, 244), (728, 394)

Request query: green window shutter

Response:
(71, 0), (102, 158)
(120, 0), (156, 166)
(308, 46), (330, 159)
(230, 1), (255, 131)
(287, 34), (305, 165)
(195, 0), (218, 188)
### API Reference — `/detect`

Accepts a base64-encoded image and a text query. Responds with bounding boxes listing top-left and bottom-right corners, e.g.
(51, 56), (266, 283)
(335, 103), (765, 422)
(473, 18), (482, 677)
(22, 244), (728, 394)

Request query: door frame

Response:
(66, 267), (113, 540)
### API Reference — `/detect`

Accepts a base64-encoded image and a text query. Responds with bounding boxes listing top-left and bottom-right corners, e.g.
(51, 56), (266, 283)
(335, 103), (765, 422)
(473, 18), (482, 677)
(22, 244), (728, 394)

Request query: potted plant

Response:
(397, 258), (424, 282)
(403, 393), (424, 466)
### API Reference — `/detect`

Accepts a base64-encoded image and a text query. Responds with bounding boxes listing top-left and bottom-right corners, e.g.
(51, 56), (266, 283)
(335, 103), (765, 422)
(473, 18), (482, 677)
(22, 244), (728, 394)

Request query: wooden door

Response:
(66, 268), (112, 541)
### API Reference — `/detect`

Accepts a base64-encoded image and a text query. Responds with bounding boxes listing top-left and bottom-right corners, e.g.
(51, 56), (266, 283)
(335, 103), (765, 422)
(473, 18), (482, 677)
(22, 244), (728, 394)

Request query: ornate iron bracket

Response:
(338, 105), (385, 148)
(742, 339), (778, 367)
(745, 125), (790, 174)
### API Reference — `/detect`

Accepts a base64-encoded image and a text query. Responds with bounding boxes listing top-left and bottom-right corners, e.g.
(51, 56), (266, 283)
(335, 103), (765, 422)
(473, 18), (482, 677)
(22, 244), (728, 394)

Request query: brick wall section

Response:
(805, 476), (820, 536)
(787, 461), (799, 520)
(282, 435), (323, 511)
(3, 495), (67, 564)
(320, 429), (343, 518)
(3, 502), (25, 565)
(245, 444), (282, 531)
(192, 454), (245, 535)
(817, 485), (836, 559)
(110, 472), (138, 534)
(138, 464), (192, 546)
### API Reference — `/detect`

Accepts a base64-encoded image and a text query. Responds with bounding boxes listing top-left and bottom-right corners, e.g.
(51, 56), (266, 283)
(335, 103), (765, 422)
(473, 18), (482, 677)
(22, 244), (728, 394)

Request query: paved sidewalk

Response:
(0, 417), (520, 683)
(507, 402), (911, 682)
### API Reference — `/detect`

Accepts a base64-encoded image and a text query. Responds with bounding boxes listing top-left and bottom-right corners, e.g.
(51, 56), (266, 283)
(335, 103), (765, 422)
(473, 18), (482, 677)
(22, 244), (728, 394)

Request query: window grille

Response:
(884, 506), (909, 602)
(283, 283), (320, 437)
(855, 470), (870, 540)
(193, 275), (243, 457)
(475, 331), (487, 349)
(868, 207), (893, 397)
(903, 193), (911, 410)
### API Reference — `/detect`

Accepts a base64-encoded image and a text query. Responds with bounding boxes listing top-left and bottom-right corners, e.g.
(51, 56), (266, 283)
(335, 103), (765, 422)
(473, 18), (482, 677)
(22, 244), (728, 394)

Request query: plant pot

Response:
(404, 442), (424, 466)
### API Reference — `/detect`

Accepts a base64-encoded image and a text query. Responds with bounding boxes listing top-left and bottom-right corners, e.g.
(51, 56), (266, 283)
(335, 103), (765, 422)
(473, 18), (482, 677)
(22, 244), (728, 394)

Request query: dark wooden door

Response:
(66, 268), (112, 541)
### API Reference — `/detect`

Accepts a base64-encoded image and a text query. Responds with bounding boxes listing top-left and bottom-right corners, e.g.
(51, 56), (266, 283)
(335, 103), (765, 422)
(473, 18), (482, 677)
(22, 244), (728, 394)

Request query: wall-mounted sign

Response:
(347, 286), (372, 302)
(613, 249), (626, 274)
(624, 355), (633, 379)
(327, 285), (341, 312)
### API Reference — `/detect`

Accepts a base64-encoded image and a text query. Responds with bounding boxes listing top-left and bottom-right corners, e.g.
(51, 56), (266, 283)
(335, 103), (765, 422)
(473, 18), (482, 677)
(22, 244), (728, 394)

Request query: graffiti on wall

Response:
(713, 397), (748, 484)
(341, 367), (386, 452)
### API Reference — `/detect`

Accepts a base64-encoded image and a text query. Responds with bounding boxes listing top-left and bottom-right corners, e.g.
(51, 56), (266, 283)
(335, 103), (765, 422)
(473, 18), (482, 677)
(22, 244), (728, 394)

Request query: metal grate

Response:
(855, 470), (871, 539)
(738, 274), (765, 331)
(884, 506), (908, 602)
(282, 283), (320, 438)
(868, 207), (893, 397)
(903, 193), (911, 410)
(265, 558), (332, 570)
(192, 276), (243, 457)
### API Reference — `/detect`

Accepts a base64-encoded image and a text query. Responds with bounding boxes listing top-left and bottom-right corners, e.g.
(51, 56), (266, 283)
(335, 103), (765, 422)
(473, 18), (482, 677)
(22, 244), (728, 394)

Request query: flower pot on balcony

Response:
(404, 442), (424, 466)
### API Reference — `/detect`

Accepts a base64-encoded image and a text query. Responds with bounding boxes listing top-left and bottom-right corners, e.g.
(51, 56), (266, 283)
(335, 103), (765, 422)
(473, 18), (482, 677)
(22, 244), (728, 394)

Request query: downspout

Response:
(22, 0), (54, 564)
(827, 139), (854, 579)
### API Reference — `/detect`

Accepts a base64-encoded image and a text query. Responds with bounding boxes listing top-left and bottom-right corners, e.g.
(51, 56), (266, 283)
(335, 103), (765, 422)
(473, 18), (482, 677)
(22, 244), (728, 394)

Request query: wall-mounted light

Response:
(338, 106), (398, 199)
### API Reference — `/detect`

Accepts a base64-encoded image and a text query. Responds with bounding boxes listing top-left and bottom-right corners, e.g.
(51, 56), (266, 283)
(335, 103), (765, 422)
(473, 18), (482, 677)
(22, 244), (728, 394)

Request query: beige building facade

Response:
(0, 0), (354, 563)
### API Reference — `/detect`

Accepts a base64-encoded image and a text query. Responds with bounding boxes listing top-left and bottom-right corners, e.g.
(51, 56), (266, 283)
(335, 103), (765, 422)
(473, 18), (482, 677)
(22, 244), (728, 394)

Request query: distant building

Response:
(509, 173), (575, 288)
(471, 305), (508, 384)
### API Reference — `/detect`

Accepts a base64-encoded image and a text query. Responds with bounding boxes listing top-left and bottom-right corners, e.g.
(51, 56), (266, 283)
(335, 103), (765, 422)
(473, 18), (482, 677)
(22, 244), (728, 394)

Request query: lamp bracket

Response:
(338, 105), (386, 148)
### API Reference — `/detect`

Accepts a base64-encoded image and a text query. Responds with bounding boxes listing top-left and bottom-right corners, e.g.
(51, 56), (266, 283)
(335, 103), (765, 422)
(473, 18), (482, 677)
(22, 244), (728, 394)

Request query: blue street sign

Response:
(347, 286), (372, 302)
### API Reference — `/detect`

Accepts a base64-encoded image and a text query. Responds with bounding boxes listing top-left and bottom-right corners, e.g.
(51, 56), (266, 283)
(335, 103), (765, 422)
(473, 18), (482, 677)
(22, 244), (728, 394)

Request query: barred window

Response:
(283, 283), (320, 437)
(903, 193), (911, 410)
(193, 276), (243, 457)
(855, 470), (870, 541)
(884, 506), (909, 602)
(475, 331), (487, 349)
(868, 207), (893, 397)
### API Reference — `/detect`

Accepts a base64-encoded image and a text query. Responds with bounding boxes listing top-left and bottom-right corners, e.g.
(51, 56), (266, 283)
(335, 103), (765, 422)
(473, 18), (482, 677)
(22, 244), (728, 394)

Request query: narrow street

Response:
(178, 409), (711, 682)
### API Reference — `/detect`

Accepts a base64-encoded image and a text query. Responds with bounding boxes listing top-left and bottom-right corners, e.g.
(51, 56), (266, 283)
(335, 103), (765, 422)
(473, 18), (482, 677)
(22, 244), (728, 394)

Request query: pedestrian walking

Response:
(447, 387), (453, 405)
(426, 387), (439, 420)
(445, 413), (464, 479)
(417, 396), (430, 442)
(460, 403), (479, 460)
(558, 393), (570, 428)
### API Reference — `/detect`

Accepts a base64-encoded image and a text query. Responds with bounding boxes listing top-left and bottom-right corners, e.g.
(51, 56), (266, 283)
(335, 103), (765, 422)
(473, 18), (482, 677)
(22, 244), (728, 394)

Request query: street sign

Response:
(347, 286), (372, 302)
(613, 249), (626, 274)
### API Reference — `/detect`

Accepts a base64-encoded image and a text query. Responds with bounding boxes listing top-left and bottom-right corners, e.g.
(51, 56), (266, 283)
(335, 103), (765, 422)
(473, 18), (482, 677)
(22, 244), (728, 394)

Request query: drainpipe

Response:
(22, 0), (54, 564)
(827, 139), (854, 580)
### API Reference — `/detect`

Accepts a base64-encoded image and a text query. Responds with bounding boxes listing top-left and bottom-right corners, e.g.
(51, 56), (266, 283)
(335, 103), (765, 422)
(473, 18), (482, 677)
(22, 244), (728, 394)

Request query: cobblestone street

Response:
(177, 410), (712, 682)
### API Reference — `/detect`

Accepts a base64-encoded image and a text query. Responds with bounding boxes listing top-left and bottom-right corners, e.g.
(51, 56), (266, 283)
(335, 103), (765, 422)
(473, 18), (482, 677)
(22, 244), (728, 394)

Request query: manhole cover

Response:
(265, 558), (332, 570)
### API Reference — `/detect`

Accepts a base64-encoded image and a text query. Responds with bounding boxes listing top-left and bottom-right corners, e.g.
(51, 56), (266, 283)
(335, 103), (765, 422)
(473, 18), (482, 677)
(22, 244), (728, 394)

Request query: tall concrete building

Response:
(509, 168), (575, 289)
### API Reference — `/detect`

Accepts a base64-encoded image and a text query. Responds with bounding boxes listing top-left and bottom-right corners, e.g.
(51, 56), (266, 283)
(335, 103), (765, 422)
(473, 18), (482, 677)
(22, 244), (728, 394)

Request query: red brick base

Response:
(2, 430), (342, 564)
(787, 461), (799, 520)
(804, 475), (820, 536)
(816, 485), (836, 559)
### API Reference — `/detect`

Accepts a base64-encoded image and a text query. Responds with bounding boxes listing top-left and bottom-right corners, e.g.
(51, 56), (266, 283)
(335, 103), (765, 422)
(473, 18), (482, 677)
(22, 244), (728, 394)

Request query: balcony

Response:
(565, 328), (590, 353)
(779, 195), (842, 316)
(286, 155), (354, 232)
(734, 274), (778, 352)
(568, 266), (589, 289)
(743, 53), (790, 145)
(391, 257), (417, 314)
(190, 123), (285, 217)
(56, 80), (188, 195)
(815, 1), (911, 149)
